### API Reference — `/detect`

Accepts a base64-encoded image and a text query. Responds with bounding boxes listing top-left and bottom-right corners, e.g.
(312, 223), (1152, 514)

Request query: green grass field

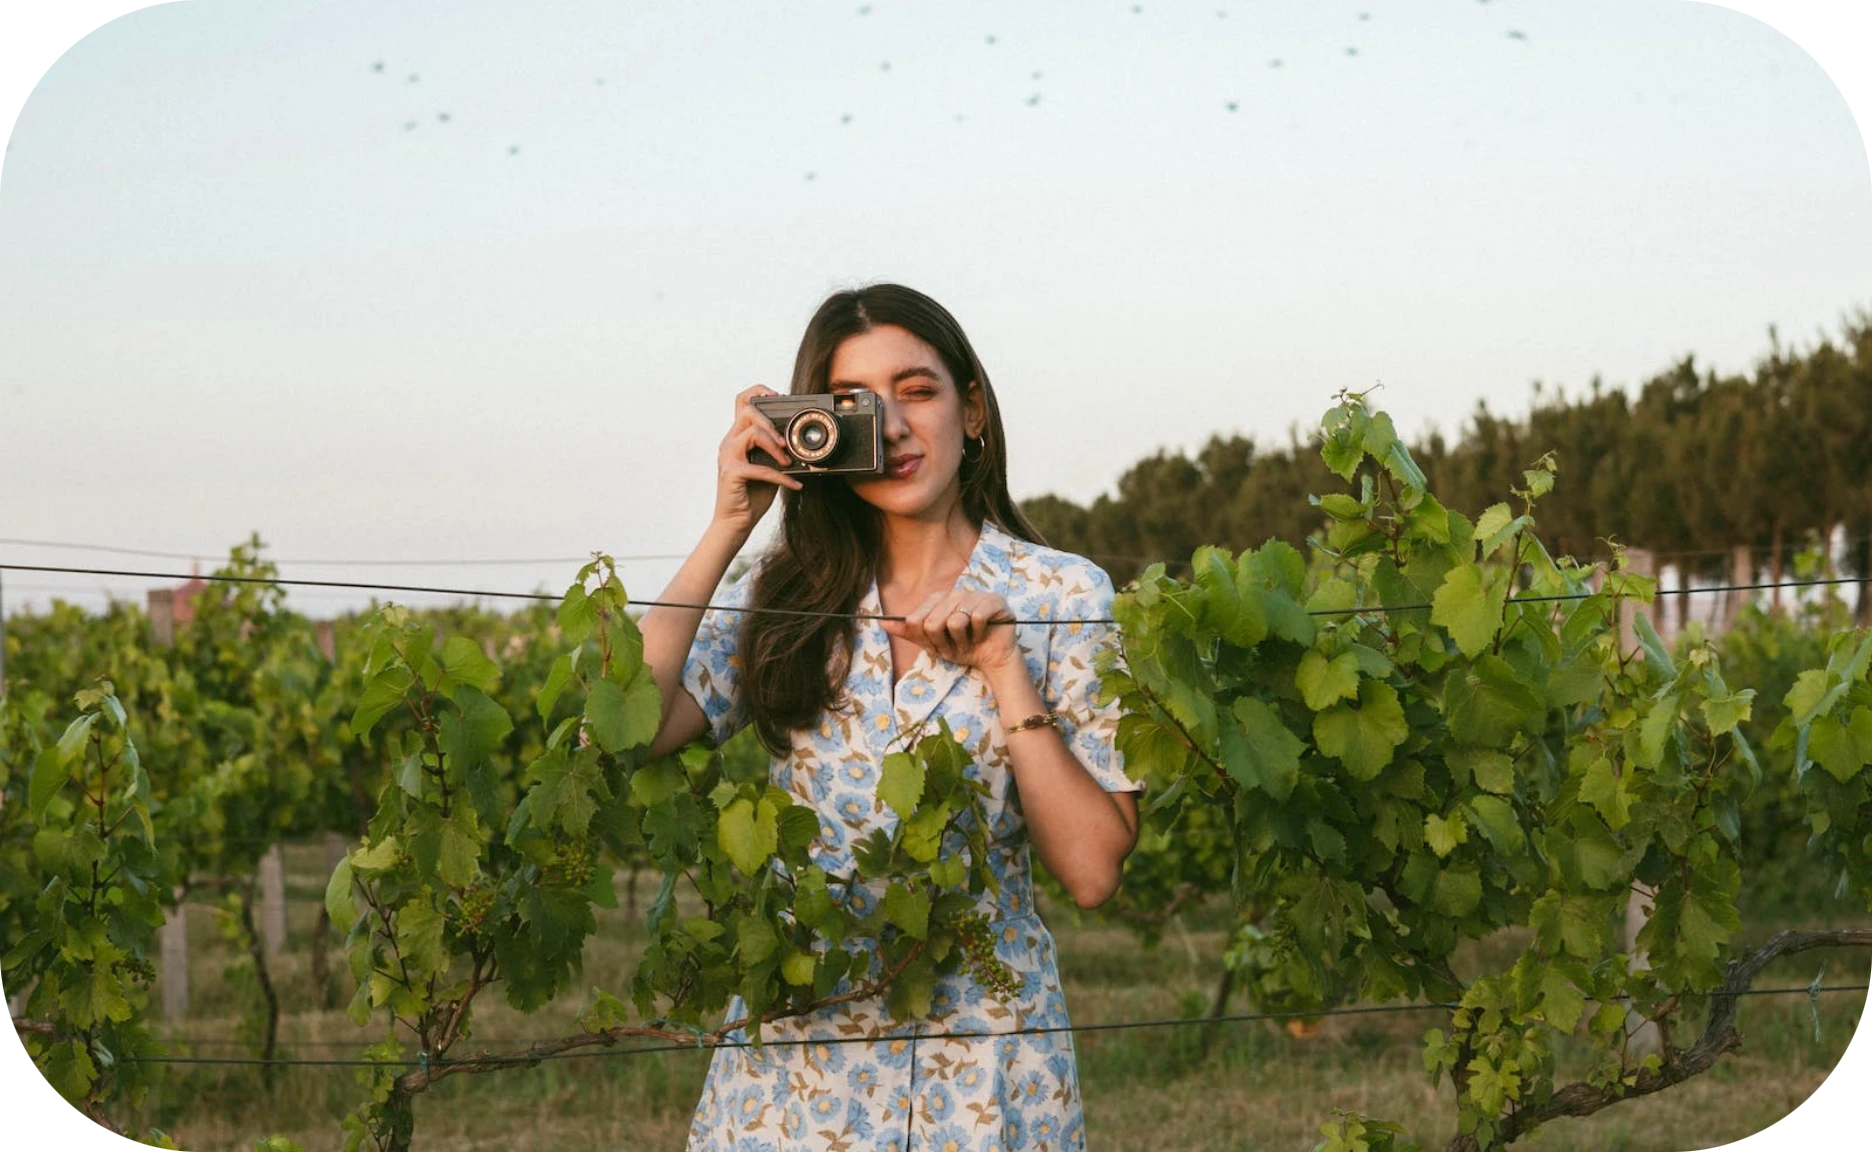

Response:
(104, 842), (1868, 1152)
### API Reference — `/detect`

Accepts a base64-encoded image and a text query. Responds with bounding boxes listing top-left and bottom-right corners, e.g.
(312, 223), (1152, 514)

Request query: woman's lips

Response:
(885, 456), (921, 479)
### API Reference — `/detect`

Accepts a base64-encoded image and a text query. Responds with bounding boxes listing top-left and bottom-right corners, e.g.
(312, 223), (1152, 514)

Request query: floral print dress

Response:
(679, 519), (1136, 1152)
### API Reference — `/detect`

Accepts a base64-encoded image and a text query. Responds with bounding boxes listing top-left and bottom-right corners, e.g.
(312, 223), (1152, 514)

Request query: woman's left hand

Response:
(881, 588), (1020, 674)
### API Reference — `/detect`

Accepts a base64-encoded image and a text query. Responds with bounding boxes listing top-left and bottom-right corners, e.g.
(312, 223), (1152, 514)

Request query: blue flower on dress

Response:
(779, 1102), (805, 1139)
(815, 819), (849, 855)
(879, 1084), (916, 1125)
(1012, 1070), (1047, 1105)
(923, 1122), (971, 1152)
(842, 1095), (875, 1139)
(956, 1064), (987, 1092)
(846, 1062), (880, 1095)
(1001, 1106), (1028, 1147)
(920, 1082), (955, 1123)
(874, 1035), (915, 1070)
(733, 1083), (767, 1123)
(809, 1092), (842, 1122)
(840, 757), (876, 789)
(1045, 1051), (1073, 1087)
(841, 882), (876, 919)
(838, 795), (869, 824)
(806, 1040), (846, 1073)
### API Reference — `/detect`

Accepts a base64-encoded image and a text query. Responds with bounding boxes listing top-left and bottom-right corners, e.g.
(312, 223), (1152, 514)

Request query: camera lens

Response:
(786, 409), (840, 463)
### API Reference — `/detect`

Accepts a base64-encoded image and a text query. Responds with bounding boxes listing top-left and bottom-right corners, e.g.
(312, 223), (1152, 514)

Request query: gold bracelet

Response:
(1005, 711), (1058, 735)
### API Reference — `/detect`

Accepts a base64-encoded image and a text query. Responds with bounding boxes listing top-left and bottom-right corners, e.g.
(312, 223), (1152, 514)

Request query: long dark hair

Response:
(743, 283), (1043, 755)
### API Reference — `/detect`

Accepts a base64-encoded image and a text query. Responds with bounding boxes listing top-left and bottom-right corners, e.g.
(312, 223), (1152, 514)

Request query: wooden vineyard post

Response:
(1720, 545), (1753, 634)
(260, 844), (287, 957)
(149, 588), (189, 1018)
(313, 619), (335, 661)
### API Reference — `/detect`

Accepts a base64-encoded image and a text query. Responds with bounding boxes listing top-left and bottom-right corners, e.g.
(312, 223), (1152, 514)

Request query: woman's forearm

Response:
(639, 521), (750, 749)
(981, 661), (1139, 909)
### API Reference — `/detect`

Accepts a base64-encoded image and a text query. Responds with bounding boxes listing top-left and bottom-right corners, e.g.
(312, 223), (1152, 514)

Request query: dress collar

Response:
(853, 520), (1019, 756)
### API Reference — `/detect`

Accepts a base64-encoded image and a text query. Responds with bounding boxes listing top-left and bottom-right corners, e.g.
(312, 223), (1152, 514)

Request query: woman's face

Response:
(830, 323), (984, 521)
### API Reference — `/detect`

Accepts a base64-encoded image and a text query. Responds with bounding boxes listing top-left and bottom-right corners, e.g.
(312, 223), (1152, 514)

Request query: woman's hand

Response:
(880, 587), (1020, 674)
(712, 384), (804, 539)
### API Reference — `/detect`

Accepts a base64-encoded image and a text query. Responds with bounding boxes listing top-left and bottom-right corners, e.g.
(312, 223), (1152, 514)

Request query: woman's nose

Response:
(879, 396), (909, 441)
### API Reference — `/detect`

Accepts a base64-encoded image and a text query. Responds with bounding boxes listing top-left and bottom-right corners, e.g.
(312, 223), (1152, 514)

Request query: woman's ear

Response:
(963, 379), (987, 438)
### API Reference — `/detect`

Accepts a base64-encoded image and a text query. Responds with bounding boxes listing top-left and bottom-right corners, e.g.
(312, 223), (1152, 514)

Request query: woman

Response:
(640, 283), (1140, 1152)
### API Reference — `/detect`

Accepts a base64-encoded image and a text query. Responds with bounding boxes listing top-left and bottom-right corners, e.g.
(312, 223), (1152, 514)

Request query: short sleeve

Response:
(1045, 565), (1139, 794)
(679, 566), (757, 747)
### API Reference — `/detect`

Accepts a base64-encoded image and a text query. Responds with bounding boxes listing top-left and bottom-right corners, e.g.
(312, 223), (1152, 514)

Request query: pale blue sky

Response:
(3, 0), (1870, 617)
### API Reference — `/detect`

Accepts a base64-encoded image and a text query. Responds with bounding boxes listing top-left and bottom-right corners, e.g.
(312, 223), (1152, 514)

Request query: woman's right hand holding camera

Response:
(713, 384), (804, 539)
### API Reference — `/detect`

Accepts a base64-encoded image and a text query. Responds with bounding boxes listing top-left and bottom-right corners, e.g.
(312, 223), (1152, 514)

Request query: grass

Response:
(101, 842), (1868, 1151)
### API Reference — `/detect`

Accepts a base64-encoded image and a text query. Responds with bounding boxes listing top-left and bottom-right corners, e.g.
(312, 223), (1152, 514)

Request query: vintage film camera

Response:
(747, 390), (884, 476)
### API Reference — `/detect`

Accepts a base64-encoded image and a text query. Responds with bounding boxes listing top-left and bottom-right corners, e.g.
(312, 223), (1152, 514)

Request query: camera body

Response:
(748, 390), (884, 476)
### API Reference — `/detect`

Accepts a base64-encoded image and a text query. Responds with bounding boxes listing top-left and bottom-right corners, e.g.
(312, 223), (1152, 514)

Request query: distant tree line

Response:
(1021, 312), (1872, 620)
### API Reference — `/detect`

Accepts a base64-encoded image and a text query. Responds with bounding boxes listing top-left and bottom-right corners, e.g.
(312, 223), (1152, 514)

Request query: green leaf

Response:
(558, 584), (598, 646)
(584, 667), (661, 753)
(1627, 613), (1673, 682)
(1701, 689), (1754, 737)
(717, 796), (778, 876)
(526, 747), (604, 835)
(1225, 697), (1305, 801)
(55, 712), (98, 762)
(537, 654), (575, 721)
(1296, 650), (1361, 711)
(1316, 493), (1365, 520)
(1570, 822), (1626, 891)
(1312, 680), (1408, 780)
(1449, 746), (1515, 794)
(886, 957), (935, 1021)
(1809, 707), (1872, 784)
(42, 1040), (97, 1102)
(440, 685), (514, 773)
(352, 665), (414, 738)
(1472, 503), (1517, 557)
(2, 930), (50, 971)
(1578, 756), (1633, 831)
(395, 900), (448, 976)
(1424, 812), (1468, 859)
(1465, 795), (1525, 854)
(1636, 694), (1680, 769)
(882, 883), (931, 938)
(351, 836), (402, 873)
(735, 914), (777, 964)
(28, 744), (69, 820)
(1444, 657), (1546, 746)
(1432, 868), (1482, 918)
(1431, 564), (1505, 658)
(1784, 669), (1834, 726)
(438, 635), (500, 694)
(324, 857), (358, 929)
(1194, 545), (1267, 647)
(437, 807), (481, 887)
(782, 951), (817, 987)
(878, 752), (925, 822)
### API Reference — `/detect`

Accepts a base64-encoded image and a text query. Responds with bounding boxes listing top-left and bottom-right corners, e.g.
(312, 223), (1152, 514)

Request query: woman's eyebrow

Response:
(830, 366), (942, 389)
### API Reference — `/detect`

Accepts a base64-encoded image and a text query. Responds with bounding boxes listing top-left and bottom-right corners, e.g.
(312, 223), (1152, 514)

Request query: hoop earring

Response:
(962, 434), (985, 463)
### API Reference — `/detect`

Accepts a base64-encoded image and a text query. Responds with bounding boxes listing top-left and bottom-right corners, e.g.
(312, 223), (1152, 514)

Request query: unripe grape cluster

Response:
(456, 884), (497, 935)
(953, 912), (1021, 1002)
(543, 839), (594, 888)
